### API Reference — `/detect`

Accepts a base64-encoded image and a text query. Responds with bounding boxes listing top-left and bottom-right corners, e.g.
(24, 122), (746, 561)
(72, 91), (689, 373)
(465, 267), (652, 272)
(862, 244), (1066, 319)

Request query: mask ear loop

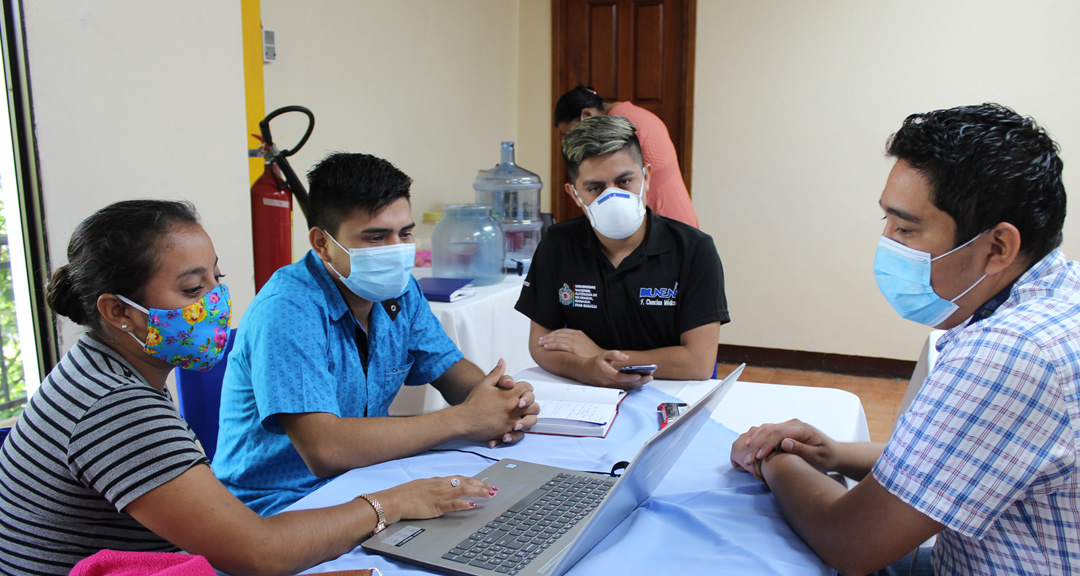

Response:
(640, 167), (647, 206)
(949, 273), (987, 304)
(571, 186), (597, 228)
(321, 229), (352, 279)
(114, 294), (150, 349)
(930, 230), (990, 304)
(323, 229), (352, 255)
(931, 230), (987, 262)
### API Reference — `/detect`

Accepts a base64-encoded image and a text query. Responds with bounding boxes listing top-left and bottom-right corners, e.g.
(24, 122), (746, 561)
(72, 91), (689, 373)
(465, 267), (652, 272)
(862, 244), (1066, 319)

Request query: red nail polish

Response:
(470, 501), (477, 507)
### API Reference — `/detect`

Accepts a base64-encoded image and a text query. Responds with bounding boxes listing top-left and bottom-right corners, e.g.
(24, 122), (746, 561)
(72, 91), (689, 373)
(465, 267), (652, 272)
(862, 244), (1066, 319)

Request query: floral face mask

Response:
(117, 283), (232, 371)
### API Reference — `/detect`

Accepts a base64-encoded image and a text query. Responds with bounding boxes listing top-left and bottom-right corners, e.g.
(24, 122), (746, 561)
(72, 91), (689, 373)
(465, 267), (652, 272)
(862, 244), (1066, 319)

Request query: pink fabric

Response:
(70, 550), (215, 576)
(608, 102), (699, 228)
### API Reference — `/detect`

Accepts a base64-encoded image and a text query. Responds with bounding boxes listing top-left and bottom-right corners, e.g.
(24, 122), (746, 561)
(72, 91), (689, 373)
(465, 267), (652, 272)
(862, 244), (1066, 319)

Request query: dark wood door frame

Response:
(550, 0), (697, 223)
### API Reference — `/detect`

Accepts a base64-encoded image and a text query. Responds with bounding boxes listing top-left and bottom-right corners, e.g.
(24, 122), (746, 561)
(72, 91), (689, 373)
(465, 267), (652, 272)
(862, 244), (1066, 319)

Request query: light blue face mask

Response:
(873, 232), (986, 327)
(324, 231), (416, 302)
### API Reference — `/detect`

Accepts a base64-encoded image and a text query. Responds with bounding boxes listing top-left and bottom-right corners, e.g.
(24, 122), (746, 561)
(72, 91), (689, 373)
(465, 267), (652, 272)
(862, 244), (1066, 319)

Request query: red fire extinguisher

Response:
(251, 106), (314, 292)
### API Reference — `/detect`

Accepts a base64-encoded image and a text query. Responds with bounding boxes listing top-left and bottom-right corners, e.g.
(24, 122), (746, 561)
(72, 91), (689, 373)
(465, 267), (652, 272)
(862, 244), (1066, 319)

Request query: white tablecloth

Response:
(515, 366), (871, 444)
(290, 368), (869, 575)
(390, 271), (532, 415)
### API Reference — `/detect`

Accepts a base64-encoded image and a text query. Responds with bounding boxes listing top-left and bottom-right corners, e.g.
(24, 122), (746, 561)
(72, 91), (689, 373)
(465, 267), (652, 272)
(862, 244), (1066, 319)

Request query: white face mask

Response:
(573, 170), (647, 240)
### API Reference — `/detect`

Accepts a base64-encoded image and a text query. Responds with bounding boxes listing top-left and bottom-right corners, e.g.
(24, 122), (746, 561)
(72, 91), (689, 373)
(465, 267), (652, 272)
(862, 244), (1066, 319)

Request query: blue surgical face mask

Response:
(874, 232), (987, 327)
(324, 231), (415, 302)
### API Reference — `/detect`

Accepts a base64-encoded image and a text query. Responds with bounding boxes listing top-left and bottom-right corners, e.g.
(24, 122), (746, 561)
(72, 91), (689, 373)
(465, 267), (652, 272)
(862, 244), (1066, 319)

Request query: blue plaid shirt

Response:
(874, 249), (1080, 576)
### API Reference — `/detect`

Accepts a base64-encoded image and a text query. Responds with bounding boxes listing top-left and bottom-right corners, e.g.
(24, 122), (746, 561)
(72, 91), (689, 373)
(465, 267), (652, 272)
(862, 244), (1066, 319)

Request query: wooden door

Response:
(552, 0), (696, 223)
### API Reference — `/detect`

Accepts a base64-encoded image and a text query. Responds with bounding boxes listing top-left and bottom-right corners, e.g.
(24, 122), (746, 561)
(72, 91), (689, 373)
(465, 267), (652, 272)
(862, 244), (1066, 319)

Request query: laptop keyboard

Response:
(440, 472), (616, 574)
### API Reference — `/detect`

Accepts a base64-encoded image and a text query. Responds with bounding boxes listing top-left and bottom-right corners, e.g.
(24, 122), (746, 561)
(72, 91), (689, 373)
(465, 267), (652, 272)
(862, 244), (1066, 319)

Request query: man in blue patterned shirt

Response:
(215, 152), (540, 515)
(731, 104), (1079, 575)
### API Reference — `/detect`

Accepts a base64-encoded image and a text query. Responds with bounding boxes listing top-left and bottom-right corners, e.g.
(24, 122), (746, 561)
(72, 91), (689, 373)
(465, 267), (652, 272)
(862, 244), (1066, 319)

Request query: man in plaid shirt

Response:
(730, 103), (1078, 576)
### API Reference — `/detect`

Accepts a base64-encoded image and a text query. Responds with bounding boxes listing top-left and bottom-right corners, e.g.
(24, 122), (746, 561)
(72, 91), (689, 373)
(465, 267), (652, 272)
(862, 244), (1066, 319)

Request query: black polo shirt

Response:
(515, 210), (729, 352)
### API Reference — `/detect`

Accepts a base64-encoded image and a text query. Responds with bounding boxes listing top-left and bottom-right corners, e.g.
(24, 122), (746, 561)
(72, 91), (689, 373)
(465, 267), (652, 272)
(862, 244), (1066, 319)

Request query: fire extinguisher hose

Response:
(259, 105), (314, 219)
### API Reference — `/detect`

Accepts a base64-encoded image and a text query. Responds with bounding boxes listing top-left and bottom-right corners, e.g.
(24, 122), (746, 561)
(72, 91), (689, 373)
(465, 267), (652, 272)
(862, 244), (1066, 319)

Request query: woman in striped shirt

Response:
(0, 200), (494, 576)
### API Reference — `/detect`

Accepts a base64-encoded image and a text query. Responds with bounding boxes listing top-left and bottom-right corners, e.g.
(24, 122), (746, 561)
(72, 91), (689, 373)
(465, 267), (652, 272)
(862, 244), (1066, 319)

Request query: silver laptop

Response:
(362, 364), (744, 576)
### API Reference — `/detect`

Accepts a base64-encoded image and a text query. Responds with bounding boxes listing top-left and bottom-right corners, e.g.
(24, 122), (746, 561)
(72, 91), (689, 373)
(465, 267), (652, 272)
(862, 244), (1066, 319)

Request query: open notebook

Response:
(527, 381), (627, 437)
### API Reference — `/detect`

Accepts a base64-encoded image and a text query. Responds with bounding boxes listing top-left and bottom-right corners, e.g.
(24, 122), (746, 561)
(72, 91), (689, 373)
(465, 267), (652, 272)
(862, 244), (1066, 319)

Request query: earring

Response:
(121, 324), (129, 330)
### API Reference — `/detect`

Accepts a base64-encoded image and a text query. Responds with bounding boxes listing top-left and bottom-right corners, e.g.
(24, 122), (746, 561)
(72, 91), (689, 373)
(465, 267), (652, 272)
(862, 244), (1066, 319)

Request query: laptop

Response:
(362, 364), (744, 576)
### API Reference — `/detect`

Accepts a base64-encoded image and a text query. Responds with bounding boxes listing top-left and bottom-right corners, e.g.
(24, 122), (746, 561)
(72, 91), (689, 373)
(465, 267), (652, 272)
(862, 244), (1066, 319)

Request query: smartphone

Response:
(619, 364), (658, 376)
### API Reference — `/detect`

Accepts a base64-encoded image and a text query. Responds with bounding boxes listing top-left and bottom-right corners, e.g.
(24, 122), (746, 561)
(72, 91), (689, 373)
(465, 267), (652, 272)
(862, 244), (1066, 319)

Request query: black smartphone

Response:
(619, 364), (658, 376)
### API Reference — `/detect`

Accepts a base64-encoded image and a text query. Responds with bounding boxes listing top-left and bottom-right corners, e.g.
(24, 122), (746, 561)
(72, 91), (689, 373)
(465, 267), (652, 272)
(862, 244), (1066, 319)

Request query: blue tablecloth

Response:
(288, 385), (833, 575)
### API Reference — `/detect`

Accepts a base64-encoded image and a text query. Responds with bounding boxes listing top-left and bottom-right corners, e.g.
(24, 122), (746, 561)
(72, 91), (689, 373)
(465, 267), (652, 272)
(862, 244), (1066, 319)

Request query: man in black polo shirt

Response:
(516, 115), (729, 388)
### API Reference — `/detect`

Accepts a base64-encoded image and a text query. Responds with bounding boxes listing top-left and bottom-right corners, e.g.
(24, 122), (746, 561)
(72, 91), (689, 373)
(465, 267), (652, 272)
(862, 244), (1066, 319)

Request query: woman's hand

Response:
(374, 476), (497, 525)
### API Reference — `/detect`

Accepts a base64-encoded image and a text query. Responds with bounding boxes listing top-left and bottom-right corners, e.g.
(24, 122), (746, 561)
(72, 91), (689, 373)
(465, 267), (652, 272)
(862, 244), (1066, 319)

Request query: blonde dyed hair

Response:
(561, 115), (644, 183)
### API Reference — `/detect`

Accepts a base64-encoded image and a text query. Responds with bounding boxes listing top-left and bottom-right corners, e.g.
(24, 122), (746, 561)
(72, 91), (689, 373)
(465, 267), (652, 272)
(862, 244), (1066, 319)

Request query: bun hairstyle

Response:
(46, 200), (201, 334)
(554, 84), (604, 126)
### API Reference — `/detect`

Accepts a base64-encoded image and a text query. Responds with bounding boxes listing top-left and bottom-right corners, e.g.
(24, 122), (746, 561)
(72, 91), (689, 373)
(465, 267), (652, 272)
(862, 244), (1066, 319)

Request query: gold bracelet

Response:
(357, 493), (387, 536)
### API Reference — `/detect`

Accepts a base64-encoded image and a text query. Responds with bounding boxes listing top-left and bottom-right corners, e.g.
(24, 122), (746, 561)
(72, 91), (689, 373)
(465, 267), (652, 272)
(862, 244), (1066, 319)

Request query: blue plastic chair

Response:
(175, 328), (236, 463)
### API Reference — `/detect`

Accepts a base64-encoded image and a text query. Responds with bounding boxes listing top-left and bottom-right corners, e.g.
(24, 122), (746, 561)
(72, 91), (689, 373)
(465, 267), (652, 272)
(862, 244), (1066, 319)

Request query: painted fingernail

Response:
(470, 501), (478, 507)
(489, 490), (497, 496)
(519, 398), (527, 408)
(504, 434), (513, 443)
(515, 421), (524, 431)
(492, 486), (499, 491)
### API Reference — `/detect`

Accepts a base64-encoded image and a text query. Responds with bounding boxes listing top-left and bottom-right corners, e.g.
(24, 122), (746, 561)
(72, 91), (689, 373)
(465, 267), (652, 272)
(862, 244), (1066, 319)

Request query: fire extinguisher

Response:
(251, 105), (314, 292)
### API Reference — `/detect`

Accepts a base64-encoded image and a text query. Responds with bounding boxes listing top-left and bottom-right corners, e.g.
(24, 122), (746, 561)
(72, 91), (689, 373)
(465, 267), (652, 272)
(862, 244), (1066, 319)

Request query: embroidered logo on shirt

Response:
(559, 283), (575, 306)
(559, 283), (599, 309)
(639, 282), (678, 307)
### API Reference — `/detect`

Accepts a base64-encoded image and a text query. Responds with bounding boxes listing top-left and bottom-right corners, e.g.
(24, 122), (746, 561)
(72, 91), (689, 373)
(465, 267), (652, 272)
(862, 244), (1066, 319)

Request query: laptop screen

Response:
(546, 364), (744, 575)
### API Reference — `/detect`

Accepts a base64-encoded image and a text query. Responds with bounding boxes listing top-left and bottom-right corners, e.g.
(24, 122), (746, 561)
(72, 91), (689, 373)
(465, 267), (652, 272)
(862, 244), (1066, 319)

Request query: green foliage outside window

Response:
(0, 197), (26, 420)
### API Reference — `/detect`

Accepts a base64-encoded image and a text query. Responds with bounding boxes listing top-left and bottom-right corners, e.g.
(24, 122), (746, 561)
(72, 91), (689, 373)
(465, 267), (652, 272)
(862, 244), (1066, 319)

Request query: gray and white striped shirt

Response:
(0, 335), (208, 575)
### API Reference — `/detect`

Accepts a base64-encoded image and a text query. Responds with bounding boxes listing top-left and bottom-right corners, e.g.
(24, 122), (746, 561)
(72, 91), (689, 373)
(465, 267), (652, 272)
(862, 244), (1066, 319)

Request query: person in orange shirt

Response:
(555, 84), (699, 228)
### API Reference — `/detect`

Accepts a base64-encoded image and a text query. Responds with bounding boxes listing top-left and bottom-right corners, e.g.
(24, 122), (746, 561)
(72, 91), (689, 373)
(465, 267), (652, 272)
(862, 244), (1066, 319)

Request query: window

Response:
(0, 0), (58, 423)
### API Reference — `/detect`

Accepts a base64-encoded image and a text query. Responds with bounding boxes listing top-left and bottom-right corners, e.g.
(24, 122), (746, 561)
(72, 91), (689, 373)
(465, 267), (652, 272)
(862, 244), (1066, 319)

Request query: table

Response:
(515, 366), (870, 446)
(289, 368), (869, 575)
(390, 270), (533, 415)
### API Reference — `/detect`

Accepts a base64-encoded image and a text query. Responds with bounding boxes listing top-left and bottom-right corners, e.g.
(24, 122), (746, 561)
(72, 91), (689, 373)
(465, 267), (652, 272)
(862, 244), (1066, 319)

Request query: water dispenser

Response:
(473, 142), (543, 274)
(431, 204), (506, 286)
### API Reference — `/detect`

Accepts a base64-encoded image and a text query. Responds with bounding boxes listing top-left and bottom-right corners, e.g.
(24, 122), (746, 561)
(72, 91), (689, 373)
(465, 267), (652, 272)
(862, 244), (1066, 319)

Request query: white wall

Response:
(516, 0), (553, 212)
(694, 0), (1080, 360)
(23, 1), (253, 353)
(30, 1), (1074, 365)
(260, 0), (527, 259)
